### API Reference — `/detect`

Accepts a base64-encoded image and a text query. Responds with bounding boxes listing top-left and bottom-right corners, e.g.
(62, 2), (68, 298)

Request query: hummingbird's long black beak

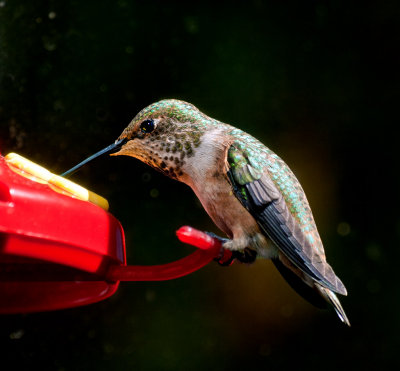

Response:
(61, 137), (128, 177)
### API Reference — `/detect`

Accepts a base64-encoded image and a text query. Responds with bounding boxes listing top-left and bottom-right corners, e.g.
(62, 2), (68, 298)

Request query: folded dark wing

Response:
(227, 143), (346, 295)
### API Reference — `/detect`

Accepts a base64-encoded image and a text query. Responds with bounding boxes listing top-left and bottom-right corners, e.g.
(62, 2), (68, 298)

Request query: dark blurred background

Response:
(0, 0), (398, 370)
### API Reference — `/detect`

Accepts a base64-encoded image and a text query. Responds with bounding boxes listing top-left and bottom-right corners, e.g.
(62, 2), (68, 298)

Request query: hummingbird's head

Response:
(61, 99), (221, 179)
(112, 99), (217, 180)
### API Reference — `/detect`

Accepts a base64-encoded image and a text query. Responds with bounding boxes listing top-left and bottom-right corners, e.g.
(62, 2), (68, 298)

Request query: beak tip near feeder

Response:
(61, 138), (128, 177)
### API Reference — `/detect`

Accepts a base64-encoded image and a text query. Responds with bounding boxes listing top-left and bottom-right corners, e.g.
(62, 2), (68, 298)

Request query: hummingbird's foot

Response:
(204, 231), (229, 244)
(203, 231), (235, 266)
(234, 248), (258, 264)
(214, 248), (258, 266)
(203, 232), (257, 266)
(214, 248), (235, 266)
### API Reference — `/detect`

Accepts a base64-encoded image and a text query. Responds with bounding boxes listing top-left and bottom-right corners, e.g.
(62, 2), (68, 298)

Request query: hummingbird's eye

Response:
(140, 119), (155, 133)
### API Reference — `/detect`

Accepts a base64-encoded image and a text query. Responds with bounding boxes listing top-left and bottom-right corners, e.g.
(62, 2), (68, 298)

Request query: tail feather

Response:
(316, 285), (351, 327)
(272, 258), (350, 326)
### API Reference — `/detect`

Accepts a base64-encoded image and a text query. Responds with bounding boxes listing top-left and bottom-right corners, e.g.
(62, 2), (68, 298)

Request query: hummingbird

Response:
(62, 99), (350, 326)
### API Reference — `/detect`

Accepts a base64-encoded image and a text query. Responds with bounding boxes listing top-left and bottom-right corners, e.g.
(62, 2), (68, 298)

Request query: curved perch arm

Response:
(106, 226), (233, 282)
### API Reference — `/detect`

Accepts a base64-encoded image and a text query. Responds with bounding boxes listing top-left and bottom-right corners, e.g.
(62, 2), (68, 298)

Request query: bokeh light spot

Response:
(337, 222), (351, 236)
(150, 188), (159, 198)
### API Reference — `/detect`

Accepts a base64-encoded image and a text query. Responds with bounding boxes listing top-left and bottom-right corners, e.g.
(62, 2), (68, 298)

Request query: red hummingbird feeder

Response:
(0, 152), (233, 314)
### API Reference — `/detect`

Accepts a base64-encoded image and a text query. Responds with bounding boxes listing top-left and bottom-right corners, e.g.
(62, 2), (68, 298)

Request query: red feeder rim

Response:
(0, 152), (231, 313)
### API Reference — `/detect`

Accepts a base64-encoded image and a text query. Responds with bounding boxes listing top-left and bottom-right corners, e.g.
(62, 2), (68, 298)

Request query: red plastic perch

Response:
(106, 226), (229, 281)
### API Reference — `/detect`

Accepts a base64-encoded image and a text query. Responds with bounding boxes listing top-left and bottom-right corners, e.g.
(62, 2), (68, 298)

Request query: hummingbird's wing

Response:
(226, 142), (347, 295)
